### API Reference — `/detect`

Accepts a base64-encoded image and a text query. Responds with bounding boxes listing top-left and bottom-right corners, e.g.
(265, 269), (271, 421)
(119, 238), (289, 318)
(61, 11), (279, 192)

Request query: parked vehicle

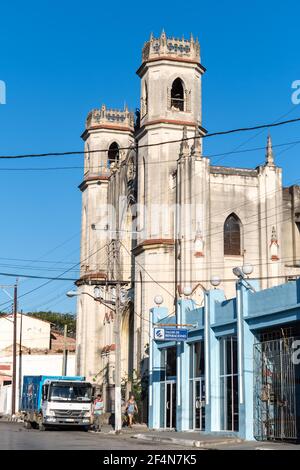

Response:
(21, 375), (93, 431)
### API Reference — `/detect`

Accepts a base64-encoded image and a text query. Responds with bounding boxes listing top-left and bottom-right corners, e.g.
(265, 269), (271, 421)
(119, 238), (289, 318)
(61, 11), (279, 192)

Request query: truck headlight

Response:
(83, 411), (91, 418)
(46, 410), (55, 417)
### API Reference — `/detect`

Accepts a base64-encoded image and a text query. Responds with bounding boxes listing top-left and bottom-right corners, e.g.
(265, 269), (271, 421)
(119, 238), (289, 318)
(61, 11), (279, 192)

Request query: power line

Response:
(211, 104), (300, 166)
(1, 137), (300, 171)
(0, 242), (109, 310)
(120, 241), (174, 298)
(1, 116), (300, 160)
(0, 272), (77, 281)
(0, 256), (79, 265)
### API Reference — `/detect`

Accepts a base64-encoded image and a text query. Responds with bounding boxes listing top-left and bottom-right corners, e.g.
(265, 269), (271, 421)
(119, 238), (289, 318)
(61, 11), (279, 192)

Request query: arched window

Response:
(108, 142), (119, 165)
(171, 78), (184, 111)
(224, 214), (241, 255)
(143, 81), (148, 116)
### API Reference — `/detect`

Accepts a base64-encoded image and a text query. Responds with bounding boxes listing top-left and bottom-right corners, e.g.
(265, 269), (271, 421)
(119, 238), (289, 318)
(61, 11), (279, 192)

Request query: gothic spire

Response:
(191, 128), (202, 158)
(266, 134), (275, 166)
(180, 126), (190, 158)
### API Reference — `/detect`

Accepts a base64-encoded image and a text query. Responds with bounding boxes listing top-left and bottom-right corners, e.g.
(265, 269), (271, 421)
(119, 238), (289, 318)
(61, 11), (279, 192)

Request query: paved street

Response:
(0, 421), (299, 451)
(0, 422), (189, 450)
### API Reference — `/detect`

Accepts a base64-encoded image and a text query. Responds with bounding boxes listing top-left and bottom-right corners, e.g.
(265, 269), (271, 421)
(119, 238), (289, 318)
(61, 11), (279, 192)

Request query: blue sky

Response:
(0, 0), (300, 314)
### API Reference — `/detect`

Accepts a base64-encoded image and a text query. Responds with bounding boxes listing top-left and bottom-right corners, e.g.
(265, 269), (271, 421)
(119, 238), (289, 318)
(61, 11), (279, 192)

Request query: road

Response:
(0, 421), (189, 450)
(0, 421), (299, 451)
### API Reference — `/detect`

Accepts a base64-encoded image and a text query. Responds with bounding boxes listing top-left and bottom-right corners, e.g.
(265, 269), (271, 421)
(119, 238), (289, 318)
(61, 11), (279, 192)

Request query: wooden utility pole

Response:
(11, 282), (18, 416)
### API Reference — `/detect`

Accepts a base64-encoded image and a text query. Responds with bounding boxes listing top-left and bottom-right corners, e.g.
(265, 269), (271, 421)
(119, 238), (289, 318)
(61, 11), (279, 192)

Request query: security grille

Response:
(253, 336), (300, 441)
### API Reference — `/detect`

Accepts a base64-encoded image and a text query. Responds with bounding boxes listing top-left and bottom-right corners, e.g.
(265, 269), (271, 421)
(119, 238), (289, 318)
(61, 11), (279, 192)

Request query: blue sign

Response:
(153, 327), (188, 341)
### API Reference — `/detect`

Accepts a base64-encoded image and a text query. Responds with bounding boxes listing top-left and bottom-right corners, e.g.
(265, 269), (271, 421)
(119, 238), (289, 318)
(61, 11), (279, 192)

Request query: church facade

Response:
(75, 32), (300, 413)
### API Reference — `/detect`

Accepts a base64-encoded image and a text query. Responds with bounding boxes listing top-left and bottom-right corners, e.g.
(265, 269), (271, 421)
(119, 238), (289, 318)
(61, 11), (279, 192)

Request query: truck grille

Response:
(53, 409), (83, 418)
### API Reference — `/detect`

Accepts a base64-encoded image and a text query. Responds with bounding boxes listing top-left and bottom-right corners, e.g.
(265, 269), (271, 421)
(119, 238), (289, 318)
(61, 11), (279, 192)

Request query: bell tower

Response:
(133, 32), (206, 371)
(76, 104), (134, 382)
(137, 31), (206, 128)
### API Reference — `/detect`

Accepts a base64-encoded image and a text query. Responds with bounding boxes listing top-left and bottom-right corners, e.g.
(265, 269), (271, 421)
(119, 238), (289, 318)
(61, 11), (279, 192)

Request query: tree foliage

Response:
(26, 311), (76, 336)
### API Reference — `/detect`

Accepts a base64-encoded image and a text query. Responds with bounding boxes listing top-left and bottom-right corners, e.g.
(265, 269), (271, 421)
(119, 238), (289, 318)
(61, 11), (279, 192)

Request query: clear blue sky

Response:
(0, 0), (300, 314)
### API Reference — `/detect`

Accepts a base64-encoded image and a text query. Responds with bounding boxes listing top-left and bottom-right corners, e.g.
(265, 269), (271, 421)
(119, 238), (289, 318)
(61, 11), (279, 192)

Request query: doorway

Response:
(193, 378), (205, 430)
(165, 381), (176, 429)
(189, 341), (205, 430)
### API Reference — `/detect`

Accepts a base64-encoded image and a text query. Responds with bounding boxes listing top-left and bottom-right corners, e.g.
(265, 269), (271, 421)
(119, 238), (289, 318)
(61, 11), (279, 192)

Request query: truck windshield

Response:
(49, 384), (92, 402)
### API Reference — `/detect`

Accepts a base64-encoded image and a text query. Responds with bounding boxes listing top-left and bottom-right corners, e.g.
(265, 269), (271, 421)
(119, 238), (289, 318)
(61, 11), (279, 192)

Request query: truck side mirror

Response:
(42, 385), (48, 401)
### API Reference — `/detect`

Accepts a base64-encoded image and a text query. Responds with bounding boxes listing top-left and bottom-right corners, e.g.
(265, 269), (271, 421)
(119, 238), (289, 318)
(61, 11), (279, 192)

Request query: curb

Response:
(132, 433), (242, 448)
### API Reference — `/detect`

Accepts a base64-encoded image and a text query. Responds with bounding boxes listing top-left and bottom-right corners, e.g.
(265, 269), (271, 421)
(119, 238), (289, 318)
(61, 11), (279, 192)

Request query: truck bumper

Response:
(44, 417), (91, 426)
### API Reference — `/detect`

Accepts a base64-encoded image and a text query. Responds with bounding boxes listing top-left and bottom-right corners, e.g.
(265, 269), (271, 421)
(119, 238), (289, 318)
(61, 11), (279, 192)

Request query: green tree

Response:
(26, 311), (76, 336)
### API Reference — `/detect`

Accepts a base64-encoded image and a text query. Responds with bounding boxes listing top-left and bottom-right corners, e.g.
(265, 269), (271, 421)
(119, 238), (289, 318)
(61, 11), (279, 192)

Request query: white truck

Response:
(21, 375), (93, 431)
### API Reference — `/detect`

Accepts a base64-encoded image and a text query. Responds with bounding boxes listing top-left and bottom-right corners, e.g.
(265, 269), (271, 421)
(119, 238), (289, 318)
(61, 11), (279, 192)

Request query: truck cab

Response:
(21, 375), (93, 431)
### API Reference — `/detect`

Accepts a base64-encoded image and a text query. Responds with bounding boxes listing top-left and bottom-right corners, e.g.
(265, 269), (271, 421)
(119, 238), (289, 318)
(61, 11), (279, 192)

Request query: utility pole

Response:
(18, 309), (23, 411)
(113, 229), (122, 432)
(11, 281), (18, 416)
(62, 324), (68, 376)
(90, 208), (132, 432)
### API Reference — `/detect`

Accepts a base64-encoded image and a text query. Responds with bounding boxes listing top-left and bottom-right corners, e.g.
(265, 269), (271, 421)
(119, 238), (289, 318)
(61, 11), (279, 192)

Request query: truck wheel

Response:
(82, 426), (90, 432)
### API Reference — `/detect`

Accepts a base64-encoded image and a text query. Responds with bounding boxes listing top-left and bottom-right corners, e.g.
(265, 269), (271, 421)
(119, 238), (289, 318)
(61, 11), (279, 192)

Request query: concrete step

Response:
(132, 433), (243, 448)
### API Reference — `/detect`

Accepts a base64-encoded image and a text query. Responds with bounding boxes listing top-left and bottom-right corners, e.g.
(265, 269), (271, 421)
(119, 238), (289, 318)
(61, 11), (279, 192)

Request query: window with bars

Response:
(171, 78), (185, 111)
(108, 142), (119, 165)
(224, 213), (241, 255)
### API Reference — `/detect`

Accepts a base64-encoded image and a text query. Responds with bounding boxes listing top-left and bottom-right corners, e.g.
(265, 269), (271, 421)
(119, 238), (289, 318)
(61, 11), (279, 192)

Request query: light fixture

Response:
(232, 267), (244, 279)
(66, 290), (79, 298)
(210, 276), (221, 288)
(183, 286), (192, 296)
(94, 286), (101, 299)
(242, 264), (253, 276)
(154, 295), (164, 306)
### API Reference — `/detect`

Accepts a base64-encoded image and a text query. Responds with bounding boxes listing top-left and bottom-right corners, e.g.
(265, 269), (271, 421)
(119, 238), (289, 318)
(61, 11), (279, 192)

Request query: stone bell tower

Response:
(133, 31), (206, 370)
(76, 105), (134, 382)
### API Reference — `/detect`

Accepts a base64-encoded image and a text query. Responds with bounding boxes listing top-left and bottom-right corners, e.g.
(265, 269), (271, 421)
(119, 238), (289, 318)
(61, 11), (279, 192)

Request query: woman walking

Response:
(126, 394), (138, 428)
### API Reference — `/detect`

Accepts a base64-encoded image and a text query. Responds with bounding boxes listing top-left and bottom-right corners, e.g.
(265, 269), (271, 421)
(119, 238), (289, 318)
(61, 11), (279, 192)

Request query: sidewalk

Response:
(97, 425), (300, 450)
(98, 424), (242, 448)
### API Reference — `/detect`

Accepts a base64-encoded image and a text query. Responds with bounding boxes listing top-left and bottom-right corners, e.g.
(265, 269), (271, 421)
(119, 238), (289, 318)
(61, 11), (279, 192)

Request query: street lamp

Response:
(66, 290), (79, 298)
(182, 286), (192, 297)
(154, 295), (164, 306)
(232, 265), (256, 292)
(242, 263), (253, 277)
(94, 286), (101, 299)
(210, 276), (221, 288)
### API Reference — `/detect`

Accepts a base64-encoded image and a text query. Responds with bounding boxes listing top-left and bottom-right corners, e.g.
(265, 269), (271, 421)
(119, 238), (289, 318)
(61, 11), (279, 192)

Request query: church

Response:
(75, 31), (300, 417)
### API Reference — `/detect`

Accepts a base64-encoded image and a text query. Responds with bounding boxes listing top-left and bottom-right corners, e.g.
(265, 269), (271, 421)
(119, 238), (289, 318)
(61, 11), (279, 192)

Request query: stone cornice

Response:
(79, 176), (109, 192)
(133, 238), (175, 256)
(81, 124), (134, 141)
(137, 57), (206, 77)
(136, 120), (207, 140)
(75, 271), (108, 286)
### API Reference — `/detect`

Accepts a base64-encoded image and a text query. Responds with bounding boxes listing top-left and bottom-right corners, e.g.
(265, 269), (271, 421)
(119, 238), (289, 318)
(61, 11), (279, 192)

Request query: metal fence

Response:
(254, 336), (300, 441)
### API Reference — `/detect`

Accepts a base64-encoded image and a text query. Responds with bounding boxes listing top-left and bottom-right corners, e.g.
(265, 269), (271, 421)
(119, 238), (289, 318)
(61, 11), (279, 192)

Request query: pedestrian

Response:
(126, 394), (138, 428)
(93, 394), (104, 432)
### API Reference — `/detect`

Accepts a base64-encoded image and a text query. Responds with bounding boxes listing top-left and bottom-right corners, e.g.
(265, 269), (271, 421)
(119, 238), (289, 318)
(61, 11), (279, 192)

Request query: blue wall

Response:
(148, 279), (300, 439)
